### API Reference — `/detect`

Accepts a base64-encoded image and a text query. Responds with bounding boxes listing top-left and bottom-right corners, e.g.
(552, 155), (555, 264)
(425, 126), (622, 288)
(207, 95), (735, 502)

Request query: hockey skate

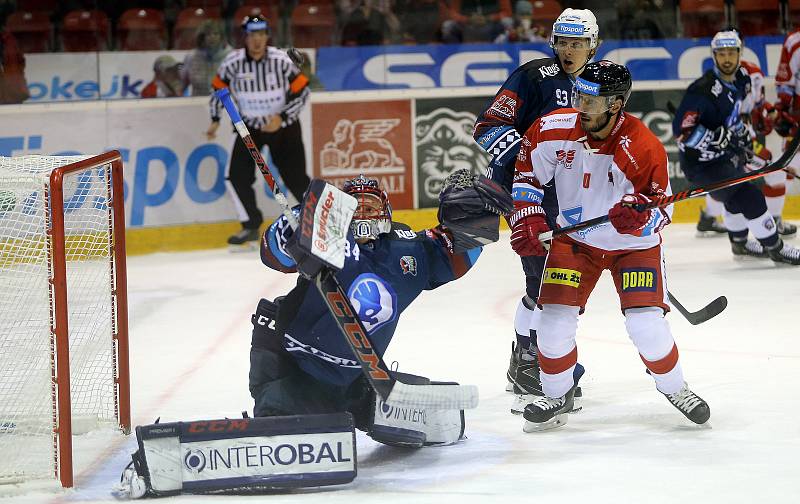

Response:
(768, 239), (800, 265)
(696, 210), (727, 237)
(505, 341), (523, 392)
(511, 361), (583, 415)
(663, 383), (710, 425)
(775, 217), (797, 238)
(227, 228), (260, 251)
(522, 387), (576, 432)
(730, 239), (769, 259)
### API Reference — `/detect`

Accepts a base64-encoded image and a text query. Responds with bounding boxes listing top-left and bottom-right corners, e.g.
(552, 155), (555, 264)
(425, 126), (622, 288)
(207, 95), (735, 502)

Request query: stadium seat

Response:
(185, 0), (224, 8)
(173, 7), (222, 49)
(530, 0), (562, 37)
(117, 8), (167, 51)
(60, 10), (111, 52)
(735, 0), (780, 35)
(17, 0), (58, 15)
(5, 11), (53, 53)
(232, 4), (279, 45)
(680, 0), (726, 38)
(791, 0), (800, 29)
(291, 3), (336, 48)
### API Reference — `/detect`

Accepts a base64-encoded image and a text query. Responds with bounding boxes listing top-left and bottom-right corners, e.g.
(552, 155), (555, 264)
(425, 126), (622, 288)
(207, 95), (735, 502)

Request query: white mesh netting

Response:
(0, 155), (121, 484)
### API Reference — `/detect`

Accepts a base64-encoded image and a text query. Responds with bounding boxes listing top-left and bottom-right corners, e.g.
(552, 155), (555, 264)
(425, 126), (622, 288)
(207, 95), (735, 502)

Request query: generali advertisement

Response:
(311, 100), (414, 210)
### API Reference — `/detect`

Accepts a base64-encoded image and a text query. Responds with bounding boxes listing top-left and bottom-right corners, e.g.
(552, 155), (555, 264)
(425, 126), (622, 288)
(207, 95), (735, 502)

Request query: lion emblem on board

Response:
(320, 119), (405, 175)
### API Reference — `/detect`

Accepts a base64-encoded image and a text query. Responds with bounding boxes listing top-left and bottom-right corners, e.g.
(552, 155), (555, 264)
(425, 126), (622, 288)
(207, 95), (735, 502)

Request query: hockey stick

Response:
(538, 132), (800, 242)
(215, 88), (477, 410)
(666, 291), (727, 325)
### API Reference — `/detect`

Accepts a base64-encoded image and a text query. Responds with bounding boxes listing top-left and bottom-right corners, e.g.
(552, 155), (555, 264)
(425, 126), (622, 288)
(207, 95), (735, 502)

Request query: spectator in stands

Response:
(493, 0), (547, 43)
(141, 55), (186, 98)
(396, 0), (446, 44)
(182, 20), (232, 97)
(617, 0), (665, 40)
(0, 28), (28, 104)
(444, 0), (512, 42)
(340, 0), (399, 46)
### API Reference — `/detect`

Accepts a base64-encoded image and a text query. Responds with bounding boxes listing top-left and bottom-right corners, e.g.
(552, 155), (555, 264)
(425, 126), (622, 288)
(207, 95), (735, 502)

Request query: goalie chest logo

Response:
(399, 255), (417, 276)
(347, 273), (397, 332)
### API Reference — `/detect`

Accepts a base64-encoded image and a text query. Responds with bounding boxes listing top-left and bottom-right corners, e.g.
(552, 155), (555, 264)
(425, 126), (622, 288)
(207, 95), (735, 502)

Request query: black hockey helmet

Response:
(571, 60), (632, 114)
(241, 14), (270, 34)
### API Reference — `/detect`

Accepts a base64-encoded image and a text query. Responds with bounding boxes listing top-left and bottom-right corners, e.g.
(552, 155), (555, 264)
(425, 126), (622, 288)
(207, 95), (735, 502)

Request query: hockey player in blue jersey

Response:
(472, 7), (598, 409)
(249, 171), (512, 447)
(673, 30), (800, 265)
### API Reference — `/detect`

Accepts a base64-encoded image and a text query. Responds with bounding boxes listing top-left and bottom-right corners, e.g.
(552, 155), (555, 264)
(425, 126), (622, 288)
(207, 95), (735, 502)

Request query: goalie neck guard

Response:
(342, 175), (392, 242)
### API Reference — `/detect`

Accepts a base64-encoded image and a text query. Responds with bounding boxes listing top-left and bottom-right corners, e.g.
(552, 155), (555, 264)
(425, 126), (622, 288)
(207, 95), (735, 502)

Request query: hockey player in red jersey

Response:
(510, 61), (710, 431)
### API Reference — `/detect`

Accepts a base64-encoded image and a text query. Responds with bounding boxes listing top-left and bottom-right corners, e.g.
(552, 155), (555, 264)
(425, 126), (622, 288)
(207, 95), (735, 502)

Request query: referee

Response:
(206, 15), (311, 246)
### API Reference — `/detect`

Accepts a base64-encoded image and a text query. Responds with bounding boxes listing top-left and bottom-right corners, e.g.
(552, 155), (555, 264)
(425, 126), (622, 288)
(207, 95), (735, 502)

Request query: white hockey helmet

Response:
(549, 8), (599, 50)
(711, 30), (742, 52)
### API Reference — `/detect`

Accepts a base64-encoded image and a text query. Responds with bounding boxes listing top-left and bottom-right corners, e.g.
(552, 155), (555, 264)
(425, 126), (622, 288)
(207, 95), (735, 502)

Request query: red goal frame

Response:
(48, 151), (131, 488)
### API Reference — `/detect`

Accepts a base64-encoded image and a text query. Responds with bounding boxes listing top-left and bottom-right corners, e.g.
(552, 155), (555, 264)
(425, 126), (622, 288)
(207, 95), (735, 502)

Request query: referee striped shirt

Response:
(210, 47), (310, 130)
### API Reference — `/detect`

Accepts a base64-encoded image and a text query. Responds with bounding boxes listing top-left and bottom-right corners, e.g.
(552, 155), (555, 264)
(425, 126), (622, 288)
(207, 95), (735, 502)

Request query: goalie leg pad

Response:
(120, 413), (357, 498)
(368, 371), (466, 448)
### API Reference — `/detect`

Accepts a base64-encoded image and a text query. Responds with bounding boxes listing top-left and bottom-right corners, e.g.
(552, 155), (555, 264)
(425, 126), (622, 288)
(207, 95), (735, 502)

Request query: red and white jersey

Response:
(740, 60), (766, 114)
(776, 28), (800, 109)
(514, 109), (672, 252)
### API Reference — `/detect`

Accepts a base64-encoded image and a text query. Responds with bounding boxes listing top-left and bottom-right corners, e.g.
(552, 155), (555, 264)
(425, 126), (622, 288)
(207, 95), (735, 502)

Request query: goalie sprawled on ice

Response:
(116, 170), (512, 498)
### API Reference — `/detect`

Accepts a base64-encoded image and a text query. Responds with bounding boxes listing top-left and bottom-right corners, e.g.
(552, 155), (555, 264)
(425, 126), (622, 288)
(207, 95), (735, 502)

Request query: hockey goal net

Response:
(0, 152), (130, 488)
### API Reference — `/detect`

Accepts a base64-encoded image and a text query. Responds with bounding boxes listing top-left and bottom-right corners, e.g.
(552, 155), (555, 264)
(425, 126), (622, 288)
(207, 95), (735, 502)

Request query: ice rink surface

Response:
(12, 223), (800, 504)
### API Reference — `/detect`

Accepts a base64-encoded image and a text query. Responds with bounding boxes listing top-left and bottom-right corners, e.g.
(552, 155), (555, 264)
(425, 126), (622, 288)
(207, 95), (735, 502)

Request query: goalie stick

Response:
(215, 88), (477, 410)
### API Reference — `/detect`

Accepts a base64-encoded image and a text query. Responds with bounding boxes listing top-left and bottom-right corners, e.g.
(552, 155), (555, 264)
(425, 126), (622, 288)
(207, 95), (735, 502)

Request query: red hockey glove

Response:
(773, 102), (800, 138)
(751, 103), (774, 136)
(609, 193), (653, 235)
(509, 204), (550, 256)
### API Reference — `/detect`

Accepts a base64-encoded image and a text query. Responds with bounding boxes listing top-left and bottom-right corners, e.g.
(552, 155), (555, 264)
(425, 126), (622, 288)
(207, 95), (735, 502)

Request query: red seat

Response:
(173, 7), (222, 49)
(185, 0), (224, 8)
(735, 0), (780, 35)
(232, 4), (279, 44)
(291, 3), (336, 48)
(530, 0), (562, 37)
(5, 11), (53, 53)
(17, 0), (58, 15)
(680, 0), (726, 38)
(117, 8), (167, 51)
(60, 10), (110, 52)
(791, 0), (800, 28)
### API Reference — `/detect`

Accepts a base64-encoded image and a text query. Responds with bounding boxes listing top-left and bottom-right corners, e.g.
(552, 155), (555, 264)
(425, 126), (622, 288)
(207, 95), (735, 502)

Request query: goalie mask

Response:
(343, 175), (392, 242)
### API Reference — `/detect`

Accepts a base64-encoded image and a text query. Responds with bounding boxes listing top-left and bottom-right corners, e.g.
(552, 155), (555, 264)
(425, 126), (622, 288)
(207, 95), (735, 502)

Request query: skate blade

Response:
(228, 242), (259, 253)
(522, 413), (568, 433)
(505, 381), (514, 393)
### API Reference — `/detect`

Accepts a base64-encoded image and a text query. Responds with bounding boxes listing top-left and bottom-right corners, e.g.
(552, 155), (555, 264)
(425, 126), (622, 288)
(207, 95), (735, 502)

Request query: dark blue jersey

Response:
(473, 57), (574, 190)
(261, 219), (481, 387)
(672, 67), (752, 166)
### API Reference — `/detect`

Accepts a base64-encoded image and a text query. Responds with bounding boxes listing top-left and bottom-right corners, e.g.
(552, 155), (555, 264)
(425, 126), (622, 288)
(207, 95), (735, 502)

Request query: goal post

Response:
(0, 151), (130, 488)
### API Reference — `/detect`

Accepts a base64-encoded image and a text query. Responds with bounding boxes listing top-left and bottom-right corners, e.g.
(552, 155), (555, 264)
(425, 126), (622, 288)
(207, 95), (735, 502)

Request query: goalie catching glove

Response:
(437, 168), (514, 252)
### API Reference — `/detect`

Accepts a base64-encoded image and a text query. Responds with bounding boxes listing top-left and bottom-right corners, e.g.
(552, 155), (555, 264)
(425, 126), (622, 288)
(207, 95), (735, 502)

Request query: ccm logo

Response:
(187, 419), (249, 433)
